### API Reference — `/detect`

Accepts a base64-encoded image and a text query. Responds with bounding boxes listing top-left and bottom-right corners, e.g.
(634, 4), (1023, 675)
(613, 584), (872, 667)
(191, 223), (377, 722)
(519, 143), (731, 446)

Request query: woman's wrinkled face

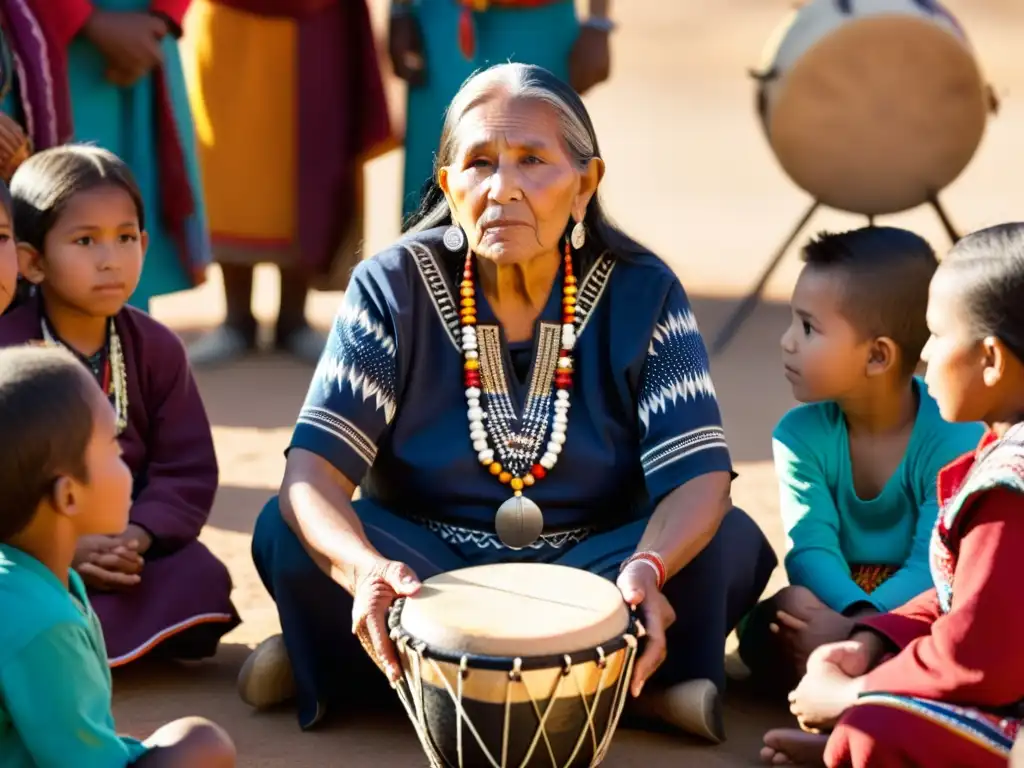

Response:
(439, 95), (600, 266)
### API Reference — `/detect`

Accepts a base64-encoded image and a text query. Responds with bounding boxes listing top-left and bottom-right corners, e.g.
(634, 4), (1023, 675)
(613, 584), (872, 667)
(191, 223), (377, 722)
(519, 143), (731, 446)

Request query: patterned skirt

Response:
(851, 563), (899, 594)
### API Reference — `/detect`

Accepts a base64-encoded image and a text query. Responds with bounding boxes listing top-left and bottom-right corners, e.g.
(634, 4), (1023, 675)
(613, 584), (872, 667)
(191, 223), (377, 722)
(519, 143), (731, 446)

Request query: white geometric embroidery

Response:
(641, 426), (728, 476)
(415, 517), (593, 550)
(638, 308), (717, 429)
(315, 298), (398, 423)
(296, 407), (378, 467)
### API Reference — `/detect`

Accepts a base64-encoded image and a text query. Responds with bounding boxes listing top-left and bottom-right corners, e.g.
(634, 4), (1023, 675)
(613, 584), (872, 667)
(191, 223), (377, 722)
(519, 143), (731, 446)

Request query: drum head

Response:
(398, 563), (630, 659)
(765, 15), (988, 215)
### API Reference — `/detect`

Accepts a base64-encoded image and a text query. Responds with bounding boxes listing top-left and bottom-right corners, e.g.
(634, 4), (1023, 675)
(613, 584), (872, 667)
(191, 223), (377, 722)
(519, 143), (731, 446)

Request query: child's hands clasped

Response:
(74, 525), (152, 591)
(788, 640), (871, 732)
(771, 604), (854, 669)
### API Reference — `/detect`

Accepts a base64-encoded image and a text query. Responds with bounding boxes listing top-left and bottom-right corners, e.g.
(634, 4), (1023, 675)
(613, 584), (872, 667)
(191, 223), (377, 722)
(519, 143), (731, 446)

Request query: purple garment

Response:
(1, 0), (73, 149)
(0, 297), (239, 664)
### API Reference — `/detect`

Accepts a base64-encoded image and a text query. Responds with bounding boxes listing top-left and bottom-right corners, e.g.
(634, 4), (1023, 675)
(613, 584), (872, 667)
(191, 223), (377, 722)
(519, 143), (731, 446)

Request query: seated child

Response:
(0, 179), (17, 313)
(0, 145), (239, 665)
(761, 222), (1024, 767)
(739, 227), (983, 692)
(0, 345), (235, 766)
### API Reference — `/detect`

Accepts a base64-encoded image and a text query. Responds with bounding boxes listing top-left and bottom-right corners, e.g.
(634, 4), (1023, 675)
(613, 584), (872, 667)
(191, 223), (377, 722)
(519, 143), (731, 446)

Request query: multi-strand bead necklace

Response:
(460, 241), (577, 502)
(42, 317), (129, 435)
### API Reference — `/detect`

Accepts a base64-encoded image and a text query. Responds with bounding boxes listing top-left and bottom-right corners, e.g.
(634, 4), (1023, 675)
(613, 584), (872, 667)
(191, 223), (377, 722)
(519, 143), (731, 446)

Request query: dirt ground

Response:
(118, 1), (1024, 765)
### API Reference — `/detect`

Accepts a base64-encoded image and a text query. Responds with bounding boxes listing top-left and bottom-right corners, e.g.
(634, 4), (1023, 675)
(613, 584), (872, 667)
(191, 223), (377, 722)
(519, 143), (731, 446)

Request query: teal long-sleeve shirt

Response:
(773, 379), (984, 613)
(0, 545), (148, 768)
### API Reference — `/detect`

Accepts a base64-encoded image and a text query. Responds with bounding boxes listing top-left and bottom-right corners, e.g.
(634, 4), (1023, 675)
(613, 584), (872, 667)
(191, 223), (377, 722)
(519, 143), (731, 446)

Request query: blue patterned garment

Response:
(289, 228), (731, 548)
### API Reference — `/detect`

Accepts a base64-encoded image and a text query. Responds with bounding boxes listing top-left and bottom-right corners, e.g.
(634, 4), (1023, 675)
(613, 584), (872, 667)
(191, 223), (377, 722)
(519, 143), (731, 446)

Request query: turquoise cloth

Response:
(66, 0), (210, 312)
(402, 0), (579, 218)
(773, 378), (984, 613)
(0, 545), (148, 767)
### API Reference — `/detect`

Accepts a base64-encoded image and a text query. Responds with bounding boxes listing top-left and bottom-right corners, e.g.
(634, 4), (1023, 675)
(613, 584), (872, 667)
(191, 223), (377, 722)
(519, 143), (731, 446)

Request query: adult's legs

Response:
(556, 507), (777, 741)
(249, 495), (466, 728)
(187, 263), (257, 367)
(275, 266), (324, 364)
(134, 717), (235, 767)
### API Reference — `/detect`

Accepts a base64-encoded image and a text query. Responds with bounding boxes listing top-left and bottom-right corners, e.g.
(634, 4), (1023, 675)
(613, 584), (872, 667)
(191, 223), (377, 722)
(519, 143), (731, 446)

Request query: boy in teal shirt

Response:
(0, 346), (235, 767)
(738, 227), (983, 693)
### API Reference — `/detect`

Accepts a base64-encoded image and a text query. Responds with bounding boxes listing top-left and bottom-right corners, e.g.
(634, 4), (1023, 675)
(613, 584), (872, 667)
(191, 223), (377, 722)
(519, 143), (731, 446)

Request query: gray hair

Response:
(404, 63), (642, 258)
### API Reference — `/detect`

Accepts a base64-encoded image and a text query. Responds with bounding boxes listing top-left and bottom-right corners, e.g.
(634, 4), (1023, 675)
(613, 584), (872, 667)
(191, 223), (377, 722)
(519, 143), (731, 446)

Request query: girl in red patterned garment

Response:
(760, 222), (1024, 767)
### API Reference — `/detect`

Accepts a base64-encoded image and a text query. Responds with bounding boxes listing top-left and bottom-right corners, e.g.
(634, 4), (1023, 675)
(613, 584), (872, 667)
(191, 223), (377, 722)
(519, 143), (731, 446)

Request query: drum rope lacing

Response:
(392, 631), (640, 768)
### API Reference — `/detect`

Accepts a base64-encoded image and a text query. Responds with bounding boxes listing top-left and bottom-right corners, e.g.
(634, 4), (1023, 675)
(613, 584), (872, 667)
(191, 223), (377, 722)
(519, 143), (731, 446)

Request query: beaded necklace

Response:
(460, 240), (577, 548)
(41, 315), (129, 435)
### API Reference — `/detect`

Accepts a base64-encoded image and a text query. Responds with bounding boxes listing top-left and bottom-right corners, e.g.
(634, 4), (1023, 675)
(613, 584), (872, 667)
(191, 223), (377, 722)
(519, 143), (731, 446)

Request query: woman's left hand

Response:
(788, 648), (866, 731)
(617, 561), (676, 697)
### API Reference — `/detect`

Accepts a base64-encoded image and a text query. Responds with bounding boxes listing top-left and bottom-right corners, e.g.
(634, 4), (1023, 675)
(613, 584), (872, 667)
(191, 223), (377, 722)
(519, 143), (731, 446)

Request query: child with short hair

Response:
(0, 145), (238, 665)
(0, 180), (18, 314)
(761, 222), (1024, 767)
(0, 345), (235, 766)
(739, 227), (983, 692)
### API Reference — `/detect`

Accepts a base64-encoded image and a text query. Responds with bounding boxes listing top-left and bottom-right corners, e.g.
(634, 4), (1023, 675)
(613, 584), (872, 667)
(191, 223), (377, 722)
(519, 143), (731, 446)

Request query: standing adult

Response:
(29, 0), (212, 312)
(391, 0), (614, 220)
(181, 0), (394, 366)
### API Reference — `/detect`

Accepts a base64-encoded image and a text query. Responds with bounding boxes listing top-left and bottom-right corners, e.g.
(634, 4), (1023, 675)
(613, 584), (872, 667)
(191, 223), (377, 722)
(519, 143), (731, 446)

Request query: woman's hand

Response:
(617, 560), (676, 697)
(788, 642), (868, 731)
(388, 11), (426, 86)
(351, 558), (421, 683)
(83, 11), (168, 86)
(569, 25), (611, 96)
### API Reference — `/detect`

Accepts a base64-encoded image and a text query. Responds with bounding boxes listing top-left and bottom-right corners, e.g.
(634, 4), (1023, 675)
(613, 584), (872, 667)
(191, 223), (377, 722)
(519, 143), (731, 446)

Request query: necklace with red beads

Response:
(460, 240), (577, 549)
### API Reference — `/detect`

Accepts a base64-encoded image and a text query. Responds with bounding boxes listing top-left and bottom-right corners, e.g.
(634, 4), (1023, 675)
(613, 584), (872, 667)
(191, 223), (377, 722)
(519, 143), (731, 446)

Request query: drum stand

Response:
(708, 195), (962, 357)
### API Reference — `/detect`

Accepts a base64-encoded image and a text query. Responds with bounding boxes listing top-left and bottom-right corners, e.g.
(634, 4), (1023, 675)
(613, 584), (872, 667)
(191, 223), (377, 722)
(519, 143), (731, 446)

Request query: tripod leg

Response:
(709, 200), (820, 357)
(930, 196), (961, 244)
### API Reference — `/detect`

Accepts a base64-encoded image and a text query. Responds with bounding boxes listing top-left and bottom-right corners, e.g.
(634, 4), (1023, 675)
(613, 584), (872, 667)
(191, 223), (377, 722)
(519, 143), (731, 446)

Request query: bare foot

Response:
(760, 729), (828, 765)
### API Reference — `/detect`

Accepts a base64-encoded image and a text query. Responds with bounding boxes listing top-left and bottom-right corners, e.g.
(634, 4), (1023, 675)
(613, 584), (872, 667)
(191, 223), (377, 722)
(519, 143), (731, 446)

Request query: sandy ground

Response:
(114, 1), (1024, 765)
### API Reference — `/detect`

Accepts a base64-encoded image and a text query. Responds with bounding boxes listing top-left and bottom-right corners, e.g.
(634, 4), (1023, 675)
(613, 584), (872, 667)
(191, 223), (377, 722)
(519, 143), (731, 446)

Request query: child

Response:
(27, 0), (211, 312)
(0, 345), (235, 766)
(761, 222), (1024, 767)
(0, 145), (239, 666)
(739, 227), (983, 692)
(0, 180), (17, 313)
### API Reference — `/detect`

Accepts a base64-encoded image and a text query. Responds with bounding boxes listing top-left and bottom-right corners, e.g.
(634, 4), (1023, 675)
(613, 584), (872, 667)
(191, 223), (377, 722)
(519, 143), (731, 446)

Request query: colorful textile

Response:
(850, 563), (898, 594)
(182, 0), (393, 287)
(2, 0), (73, 149)
(0, 296), (239, 665)
(401, 0), (578, 218)
(29, 0), (211, 311)
(0, 546), (149, 767)
(773, 381), (983, 613)
(827, 427), (1024, 767)
(826, 696), (1018, 767)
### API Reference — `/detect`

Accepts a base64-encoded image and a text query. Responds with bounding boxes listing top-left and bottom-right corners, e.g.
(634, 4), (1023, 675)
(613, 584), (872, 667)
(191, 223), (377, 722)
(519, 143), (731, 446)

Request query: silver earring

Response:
(570, 220), (586, 250)
(443, 225), (466, 252)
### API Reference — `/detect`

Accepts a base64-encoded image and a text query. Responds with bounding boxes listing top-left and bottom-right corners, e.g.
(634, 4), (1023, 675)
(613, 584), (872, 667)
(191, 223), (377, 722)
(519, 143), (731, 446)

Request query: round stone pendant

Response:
(495, 495), (544, 550)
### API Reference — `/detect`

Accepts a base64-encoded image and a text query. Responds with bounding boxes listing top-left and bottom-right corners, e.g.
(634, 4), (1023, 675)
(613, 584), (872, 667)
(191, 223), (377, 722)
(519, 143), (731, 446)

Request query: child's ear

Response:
(139, 230), (149, 257)
(16, 243), (44, 285)
(50, 475), (79, 520)
(982, 336), (1008, 387)
(865, 336), (898, 377)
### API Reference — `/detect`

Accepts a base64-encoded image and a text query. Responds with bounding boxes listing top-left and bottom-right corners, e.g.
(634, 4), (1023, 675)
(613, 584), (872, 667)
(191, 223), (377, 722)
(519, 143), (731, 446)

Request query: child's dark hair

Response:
(940, 223), (1024, 363)
(802, 227), (937, 377)
(10, 144), (145, 253)
(0, 345), (96, 541)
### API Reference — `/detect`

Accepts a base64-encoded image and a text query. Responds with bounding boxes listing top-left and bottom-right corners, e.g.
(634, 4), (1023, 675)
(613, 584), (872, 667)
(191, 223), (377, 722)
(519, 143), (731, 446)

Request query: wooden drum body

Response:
(389, 563), (641, 768)
(756, 0), (990, 216)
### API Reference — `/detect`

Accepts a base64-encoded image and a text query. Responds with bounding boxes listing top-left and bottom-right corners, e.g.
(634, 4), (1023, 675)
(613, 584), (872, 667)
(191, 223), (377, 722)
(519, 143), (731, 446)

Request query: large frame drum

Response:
(755, 0), (990, 216)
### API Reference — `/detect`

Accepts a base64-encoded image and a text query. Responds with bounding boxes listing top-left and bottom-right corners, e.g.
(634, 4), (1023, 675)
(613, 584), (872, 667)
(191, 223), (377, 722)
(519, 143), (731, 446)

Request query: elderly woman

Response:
(241, 63), (776, 744)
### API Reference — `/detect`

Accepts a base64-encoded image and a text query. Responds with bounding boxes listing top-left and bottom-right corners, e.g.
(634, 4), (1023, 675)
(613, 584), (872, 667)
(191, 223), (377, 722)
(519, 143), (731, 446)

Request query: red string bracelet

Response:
(619, 551), (667, 591)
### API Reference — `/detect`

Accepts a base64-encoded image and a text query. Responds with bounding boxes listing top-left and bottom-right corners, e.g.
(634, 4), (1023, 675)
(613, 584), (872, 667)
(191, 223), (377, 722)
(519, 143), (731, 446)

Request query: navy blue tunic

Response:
(290, 228), (732, 542)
